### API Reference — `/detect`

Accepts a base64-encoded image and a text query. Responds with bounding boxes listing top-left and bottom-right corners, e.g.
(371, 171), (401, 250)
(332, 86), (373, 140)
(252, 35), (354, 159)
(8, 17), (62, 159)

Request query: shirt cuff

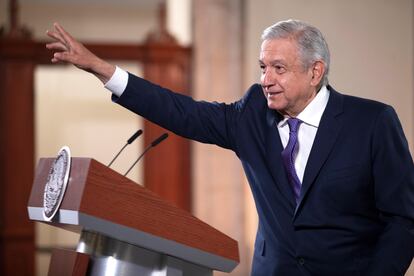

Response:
(104, 66), (129, 97)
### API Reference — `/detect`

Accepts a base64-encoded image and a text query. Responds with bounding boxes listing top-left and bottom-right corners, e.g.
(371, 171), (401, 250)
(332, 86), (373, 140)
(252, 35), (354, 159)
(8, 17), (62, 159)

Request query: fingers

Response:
(54, 22), (75, 46)
(46, 23), (76, 53)
(46, 41), (68, 52)
(45, 23), (98, 71)
(51, 56), (61, 63)
(50, 52), (64, 63)
(46, 29), (67, 47)
(51, 51), (75, 64)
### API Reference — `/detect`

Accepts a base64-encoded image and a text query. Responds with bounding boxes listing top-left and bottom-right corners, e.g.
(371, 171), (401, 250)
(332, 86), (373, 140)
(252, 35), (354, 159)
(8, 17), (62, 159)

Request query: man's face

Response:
(259, 38), (318, 117)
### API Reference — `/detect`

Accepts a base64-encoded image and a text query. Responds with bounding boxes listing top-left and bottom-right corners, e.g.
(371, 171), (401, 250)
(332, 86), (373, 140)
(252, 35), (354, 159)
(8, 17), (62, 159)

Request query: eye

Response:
(274, 65), (286, 74)
(259, 64), (266, 73)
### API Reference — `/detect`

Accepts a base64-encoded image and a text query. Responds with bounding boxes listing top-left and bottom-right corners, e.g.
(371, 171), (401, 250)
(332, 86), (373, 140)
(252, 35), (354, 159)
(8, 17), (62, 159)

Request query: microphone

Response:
(108, 129), (143, 167)
(124, 133), (169, 177)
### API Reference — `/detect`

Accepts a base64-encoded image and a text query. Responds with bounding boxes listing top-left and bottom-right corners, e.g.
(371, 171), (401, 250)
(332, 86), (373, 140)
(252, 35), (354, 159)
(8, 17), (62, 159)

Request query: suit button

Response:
(298, 257), (305, 265)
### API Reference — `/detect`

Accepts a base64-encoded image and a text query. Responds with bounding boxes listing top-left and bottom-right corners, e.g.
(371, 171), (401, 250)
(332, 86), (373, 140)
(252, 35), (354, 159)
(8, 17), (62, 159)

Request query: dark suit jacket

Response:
(113, 73), (414, 275)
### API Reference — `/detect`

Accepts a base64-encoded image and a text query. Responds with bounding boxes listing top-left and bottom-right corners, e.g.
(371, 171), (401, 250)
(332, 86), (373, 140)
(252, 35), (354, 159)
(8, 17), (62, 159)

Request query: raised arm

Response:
(46, 23), (115, 84)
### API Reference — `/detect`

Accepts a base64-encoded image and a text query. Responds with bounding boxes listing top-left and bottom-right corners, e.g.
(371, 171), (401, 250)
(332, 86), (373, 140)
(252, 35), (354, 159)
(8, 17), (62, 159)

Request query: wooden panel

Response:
(0, 39), (147, 63)
(0, 53), (35, 276)
(48, 248), (89, 276)
(0, 40), (190, 65)
(143, 46), (192, 212)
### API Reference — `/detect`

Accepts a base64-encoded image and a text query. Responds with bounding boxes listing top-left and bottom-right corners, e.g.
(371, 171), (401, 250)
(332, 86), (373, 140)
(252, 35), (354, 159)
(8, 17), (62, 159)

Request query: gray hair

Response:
(261, 19), (330, 87)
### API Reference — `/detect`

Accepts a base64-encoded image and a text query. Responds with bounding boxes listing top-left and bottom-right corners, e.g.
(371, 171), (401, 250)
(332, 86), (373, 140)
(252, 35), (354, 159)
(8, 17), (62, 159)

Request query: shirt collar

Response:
(278, 86), (330, 128)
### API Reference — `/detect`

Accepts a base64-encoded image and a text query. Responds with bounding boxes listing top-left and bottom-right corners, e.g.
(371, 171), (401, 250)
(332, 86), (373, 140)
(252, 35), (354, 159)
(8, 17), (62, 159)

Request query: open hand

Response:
(46, 23), (115, 84)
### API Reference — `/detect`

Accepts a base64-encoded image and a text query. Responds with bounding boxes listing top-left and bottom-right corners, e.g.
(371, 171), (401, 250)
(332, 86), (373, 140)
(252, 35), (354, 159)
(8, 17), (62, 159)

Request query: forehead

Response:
(259, 38), (299, 62)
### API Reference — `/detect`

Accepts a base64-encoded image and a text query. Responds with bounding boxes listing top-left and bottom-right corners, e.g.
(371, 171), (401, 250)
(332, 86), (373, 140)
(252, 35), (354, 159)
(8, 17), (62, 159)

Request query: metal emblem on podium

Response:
(43, 146), (71, 221)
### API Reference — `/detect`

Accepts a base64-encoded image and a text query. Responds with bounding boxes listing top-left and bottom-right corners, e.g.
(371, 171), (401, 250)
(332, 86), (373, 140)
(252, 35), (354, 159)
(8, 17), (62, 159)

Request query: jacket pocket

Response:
(325, 164), (364, 181)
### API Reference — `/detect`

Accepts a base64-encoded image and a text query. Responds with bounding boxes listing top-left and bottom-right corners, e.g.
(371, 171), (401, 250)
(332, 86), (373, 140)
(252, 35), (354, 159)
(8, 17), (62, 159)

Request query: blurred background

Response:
(0, 0), (413, 275)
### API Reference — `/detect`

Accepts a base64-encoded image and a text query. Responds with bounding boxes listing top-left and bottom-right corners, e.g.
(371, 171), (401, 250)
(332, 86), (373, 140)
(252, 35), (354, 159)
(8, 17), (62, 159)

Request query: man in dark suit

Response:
(46, 19), (414, 275)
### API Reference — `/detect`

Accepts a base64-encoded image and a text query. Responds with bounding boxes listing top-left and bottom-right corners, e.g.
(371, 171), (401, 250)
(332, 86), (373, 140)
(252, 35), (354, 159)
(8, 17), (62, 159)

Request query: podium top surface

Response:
(28, 157), (239, 272)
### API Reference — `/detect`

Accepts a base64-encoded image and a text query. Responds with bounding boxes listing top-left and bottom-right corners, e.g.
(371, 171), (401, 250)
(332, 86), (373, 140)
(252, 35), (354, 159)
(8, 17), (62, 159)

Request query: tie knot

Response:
(287, 118), (302, 133)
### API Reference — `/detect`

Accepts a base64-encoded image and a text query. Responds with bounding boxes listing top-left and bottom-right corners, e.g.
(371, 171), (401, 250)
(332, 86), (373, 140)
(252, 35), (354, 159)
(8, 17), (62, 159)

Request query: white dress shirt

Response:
(277, 86), (330, 183)
(104, 66), (129, 97)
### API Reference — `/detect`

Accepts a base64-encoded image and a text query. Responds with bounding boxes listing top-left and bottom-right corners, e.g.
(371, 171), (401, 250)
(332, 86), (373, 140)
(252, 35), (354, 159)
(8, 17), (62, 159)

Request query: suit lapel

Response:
(265, 108), (296, 207)
(294, 88), (344, 217)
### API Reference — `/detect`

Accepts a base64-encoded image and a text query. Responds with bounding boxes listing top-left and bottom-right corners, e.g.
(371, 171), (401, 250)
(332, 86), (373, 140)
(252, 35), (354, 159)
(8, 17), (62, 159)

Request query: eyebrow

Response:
(258, 59), (287, 66)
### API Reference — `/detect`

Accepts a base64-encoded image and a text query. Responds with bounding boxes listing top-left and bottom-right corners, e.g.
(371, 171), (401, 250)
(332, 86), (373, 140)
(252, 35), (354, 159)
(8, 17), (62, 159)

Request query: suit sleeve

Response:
(367, 105), (414, 275)
(111, 73), (253, 152)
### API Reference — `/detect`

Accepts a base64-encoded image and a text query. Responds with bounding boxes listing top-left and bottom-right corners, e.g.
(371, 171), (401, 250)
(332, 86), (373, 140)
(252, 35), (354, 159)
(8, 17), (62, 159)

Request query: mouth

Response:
(266, 91), (282, 99)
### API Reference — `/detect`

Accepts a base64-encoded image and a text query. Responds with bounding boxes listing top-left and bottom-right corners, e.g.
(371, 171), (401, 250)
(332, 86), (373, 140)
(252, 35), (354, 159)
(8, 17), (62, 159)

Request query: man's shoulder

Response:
(243, 83), (265, 101)
(328, 85), (390, 113)
(233, 83), (266, 110)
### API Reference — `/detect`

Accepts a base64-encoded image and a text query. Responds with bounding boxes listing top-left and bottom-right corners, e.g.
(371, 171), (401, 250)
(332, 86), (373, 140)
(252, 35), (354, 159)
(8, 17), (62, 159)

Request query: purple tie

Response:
(281, 118), (302, 203)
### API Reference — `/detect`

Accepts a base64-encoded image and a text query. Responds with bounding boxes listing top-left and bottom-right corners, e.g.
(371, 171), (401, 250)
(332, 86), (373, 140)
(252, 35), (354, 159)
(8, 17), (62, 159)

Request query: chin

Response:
(267, 101), (283, 111)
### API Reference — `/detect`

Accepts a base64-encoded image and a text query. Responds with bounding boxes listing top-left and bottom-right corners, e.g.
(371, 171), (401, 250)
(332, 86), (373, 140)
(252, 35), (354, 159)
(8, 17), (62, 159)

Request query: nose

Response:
(261, 69), (275, 90)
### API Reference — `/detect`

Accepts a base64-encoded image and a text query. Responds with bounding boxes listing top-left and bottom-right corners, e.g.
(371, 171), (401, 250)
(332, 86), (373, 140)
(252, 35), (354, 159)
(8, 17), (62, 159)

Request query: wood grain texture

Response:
(0, 53), (35, 276)
(29, 158), (239, 263)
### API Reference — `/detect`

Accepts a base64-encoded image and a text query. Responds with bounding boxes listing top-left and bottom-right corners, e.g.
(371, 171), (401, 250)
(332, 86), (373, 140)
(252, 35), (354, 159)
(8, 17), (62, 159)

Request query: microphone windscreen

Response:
(151, 133), (169, 147)
(127, 129), (143, 144)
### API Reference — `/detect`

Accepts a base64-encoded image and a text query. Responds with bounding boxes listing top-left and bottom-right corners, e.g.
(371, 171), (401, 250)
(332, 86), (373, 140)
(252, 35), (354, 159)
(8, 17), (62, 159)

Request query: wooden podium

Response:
(27, 158), (239, 276)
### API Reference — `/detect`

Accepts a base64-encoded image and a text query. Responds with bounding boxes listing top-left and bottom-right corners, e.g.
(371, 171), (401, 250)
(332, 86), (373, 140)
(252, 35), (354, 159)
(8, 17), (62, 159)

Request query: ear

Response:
(310, 61), (325, 87)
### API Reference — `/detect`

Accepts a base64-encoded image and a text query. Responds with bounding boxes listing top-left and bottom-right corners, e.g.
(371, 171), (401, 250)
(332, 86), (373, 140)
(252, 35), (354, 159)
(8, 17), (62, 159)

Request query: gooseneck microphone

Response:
(108, 129), (143, 167)
(124, 133), (169, 177)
